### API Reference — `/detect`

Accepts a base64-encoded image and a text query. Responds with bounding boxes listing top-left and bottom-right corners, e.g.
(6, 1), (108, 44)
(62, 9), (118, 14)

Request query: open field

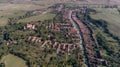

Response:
(90, 8), (120, 37)
(0, 54), (27, 67)
(0, 0), (70, 26)
(17, 13), (56, 23)
(0, 3), (42, 26)
(0, 1), (60, 26)
(0, 18), (8, 26)
(0, 0), (120, 26)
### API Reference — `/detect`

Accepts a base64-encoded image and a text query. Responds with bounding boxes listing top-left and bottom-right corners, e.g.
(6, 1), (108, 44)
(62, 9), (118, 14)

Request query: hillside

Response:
(0, 0), (120, 4)
(0, 2), (120, 67)
(86, 0), (120, 4)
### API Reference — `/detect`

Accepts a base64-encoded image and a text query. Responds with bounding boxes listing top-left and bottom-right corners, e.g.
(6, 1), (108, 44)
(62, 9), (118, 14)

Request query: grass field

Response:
(0, 3), (40, 26)
(0, 0), (68, 26)
(17, 13), (56, 23)
(0, 54), (27, 67)
(90, 8), (120, 37)
(0, 18), (8, 26)
(0, 2), (57, 26)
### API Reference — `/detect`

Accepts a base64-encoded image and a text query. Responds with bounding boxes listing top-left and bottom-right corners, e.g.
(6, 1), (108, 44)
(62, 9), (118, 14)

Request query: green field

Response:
(0, 3), (39, 26)
(17, 13), (56, 23)
(0, 18), (8, 26)
(90, 8), (120, 37)
(0, 54), (27, 67)
(0, 2), (56, 26)
(0, 0), (72, 26)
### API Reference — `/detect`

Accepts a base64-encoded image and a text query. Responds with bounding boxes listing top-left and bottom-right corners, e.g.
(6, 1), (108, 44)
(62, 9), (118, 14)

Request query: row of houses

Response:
(26, 36), (42, 44)
(5, 22), (40, 46)
(53, 42), (80, 54)
(25, 35), (80, 54)
(63, 9), (70, 20)
(6, 41), (18, 46)
(72, 10), (107, 66)
(24, 23), (36, 30)
(50, 23), (73, 31)
(62, 9), (82, 43)
(47, 23), (61, 32)
(72, 11), (95, 66)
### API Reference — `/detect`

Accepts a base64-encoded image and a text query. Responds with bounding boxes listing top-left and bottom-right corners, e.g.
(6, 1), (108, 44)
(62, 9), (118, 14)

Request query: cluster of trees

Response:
(0, 63), (5, 67)
(117, 9), (120, 14)
(95, 32), (120, 67)
(104, 5), (118, 8)
(95, 33), (114, 55)
(8, 11), (34, 25)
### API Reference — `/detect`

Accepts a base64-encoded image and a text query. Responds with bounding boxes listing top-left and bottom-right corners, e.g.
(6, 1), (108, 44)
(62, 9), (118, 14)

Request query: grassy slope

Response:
(90, 8), (120, 63)
(17, 13), (56, 23)
(0, 2), (57, 26)
(0, 0), (68, 26)
(90, 8), (120, 37)
(1, 0), (119, 26)
(0, 54), (27, 67)
(0, 3), (40, 26)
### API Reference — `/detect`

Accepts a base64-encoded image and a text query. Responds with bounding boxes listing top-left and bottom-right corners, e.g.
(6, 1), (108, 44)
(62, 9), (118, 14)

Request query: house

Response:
(53, 42), (58, 48)
(68, 28), (78, 36)
(24, 23), (36, 30)
(26, 36), (42, 44)
(6, 42), (10, 46)
(6, 41), (18, 46)
(35, 38), (41, 43)
(41, 41), (48, 47)
(32, 37), (37, 42)
(59, 23), (72, 29)
(50, 23), (60, 32)
(56, 44), (61, 54)
(63, 44), (66, 50)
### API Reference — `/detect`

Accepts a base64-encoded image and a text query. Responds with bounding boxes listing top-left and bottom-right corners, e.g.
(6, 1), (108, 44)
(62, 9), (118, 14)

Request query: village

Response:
(0, 2), (120, 67)
(23, 8), (82, 55)
(3, 4), (105, 67)
(14, 4), (107, 67)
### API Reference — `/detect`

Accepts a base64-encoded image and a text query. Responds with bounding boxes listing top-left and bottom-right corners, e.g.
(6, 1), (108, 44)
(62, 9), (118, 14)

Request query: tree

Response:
(0, 63), (5, 67)
(3, 32), (10, 41)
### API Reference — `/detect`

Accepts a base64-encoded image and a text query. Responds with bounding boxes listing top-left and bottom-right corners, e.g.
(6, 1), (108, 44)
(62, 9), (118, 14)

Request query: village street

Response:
(69, 10), (84, 53)
(69, 10), (88, 67)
